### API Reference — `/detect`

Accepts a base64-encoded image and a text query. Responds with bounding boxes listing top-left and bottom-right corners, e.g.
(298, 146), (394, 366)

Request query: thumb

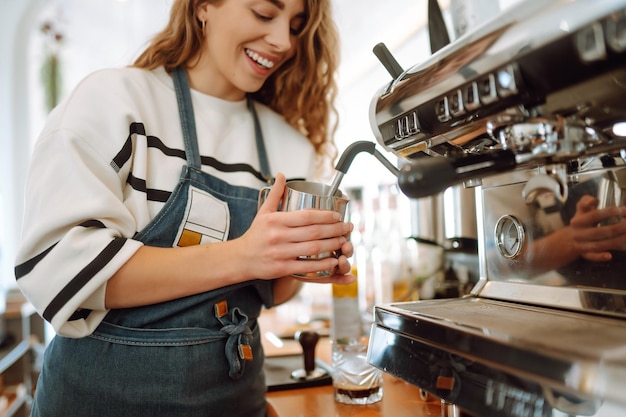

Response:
(259, 172), (286, 213)
(576, 195), (598, 213)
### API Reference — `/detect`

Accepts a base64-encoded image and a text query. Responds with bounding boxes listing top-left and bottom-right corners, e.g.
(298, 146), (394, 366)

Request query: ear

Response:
(196, 1), (211, 23)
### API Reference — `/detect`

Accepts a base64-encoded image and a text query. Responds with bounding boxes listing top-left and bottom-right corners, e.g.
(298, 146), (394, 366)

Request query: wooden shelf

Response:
(0, 341), (29, 376)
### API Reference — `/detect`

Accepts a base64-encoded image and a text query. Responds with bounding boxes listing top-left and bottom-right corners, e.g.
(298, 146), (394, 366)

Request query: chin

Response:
(240, 82), (265, 95)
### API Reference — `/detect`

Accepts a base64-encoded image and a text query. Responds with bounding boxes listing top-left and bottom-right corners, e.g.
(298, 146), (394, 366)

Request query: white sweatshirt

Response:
(15, 66), (316, 338)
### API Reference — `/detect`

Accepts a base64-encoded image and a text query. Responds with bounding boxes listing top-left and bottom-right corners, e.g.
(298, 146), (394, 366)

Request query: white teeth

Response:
(246, 49), (275, 69)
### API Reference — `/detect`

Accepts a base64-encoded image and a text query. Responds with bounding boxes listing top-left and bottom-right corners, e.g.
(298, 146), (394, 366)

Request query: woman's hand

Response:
(569, 194), (626, 262)
(236, 173), (355, 281)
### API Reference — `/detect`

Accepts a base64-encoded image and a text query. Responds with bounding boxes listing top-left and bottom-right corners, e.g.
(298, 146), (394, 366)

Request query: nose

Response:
(265, 19), (293, 53)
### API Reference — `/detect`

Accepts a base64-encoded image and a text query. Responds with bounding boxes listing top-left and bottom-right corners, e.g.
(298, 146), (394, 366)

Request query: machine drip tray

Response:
(368, 297), (626, 416)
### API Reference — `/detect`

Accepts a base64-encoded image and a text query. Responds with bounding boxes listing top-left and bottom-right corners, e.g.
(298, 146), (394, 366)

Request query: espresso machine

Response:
(367, 0), (626, 415)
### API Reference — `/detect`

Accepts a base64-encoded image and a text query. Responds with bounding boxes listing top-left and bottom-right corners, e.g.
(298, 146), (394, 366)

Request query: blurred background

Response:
(0, 0), (520, 299)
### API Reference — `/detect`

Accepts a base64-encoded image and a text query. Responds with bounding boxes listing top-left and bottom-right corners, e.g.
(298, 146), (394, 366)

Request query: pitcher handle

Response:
(257, 186), (272, 209)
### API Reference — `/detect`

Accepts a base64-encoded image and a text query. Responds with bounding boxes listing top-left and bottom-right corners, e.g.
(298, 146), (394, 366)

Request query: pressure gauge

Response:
(494, 215), (525, 259)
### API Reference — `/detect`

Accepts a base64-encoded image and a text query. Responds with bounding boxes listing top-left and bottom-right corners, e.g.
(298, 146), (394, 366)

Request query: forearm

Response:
(272, 276), (303, 306)
(525, 227), (581, 273)
(105, 240), (249, 309)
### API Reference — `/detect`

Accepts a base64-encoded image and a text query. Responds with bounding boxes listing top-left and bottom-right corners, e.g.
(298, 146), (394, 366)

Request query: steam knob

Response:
(373, 43), (404, 79)
(291, 330), (328, 381)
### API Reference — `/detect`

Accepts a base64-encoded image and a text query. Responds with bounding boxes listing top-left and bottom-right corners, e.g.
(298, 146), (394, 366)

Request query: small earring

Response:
(201, 20), (206, 33)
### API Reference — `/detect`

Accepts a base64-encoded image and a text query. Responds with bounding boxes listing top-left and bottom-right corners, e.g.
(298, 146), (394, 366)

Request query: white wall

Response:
(0, 0), (171, 289)
(0, 0), (45, 290)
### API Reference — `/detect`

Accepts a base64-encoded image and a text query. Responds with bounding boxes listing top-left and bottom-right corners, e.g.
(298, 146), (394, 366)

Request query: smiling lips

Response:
(245, 48), (276, 69)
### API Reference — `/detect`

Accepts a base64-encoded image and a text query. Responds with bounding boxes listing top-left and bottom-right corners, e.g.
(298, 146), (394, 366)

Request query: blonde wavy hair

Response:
(133, 0), (340, 177)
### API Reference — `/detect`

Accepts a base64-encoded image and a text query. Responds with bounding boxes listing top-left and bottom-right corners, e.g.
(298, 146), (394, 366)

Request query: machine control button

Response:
(496, 65), (518, 97)
(495, 214), (525, 259)
(448, 89), (465, 117)
(479, 73), (498, 105)
(576, 22), (607, 62)
(408, 111), (420, 135)
(605, 10), (626, 52)
(436, 97), (451, 122)
(394, 111), (420, 139)
(464, 82), (480, 111)
(395, 118), (403, 140)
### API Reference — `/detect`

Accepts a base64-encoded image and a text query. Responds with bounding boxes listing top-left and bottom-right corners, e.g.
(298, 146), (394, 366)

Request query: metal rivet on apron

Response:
(214, 300), (228, 318)
(238, 344), (253, 361)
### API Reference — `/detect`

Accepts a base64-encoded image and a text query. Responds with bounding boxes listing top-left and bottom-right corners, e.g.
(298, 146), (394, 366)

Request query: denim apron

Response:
(31, 67), (274, 417)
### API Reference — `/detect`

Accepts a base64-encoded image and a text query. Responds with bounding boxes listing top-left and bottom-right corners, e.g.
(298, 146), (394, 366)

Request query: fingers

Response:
(294, 262), (357, 284)
(572, 220), (626, 257)
(284, 242), (354, 282)
(335, 249), (353, 274)
(296, 273), (357, 285)
(251, 176), (355, 279)
(575, 194), (598, 213)
(571, 205), (624, 228)
(283, 220), (352, 244)
(280, 209), (344, 227)
(280, 236), (348, 260)
(258, 173), (286, 214)
(581, 252), (613, 262)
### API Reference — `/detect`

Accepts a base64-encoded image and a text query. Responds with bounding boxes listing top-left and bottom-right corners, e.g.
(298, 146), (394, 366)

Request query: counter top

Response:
(267, 364), (441, 417)
(267, 373), (440, 417)
(260, 307), (442, 417)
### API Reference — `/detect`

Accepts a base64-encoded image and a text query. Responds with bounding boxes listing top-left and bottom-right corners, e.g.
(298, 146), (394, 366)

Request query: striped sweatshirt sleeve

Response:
(14, 123), (143, 338)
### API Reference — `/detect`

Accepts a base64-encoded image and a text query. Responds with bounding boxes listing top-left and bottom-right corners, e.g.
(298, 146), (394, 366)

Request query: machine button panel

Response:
(394, 110), (420, 140)
(431, 65), (520, 126)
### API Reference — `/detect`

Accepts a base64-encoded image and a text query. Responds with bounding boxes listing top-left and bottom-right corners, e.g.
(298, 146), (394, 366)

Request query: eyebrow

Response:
(264, 0), (307, 21)
(266, 0), (285, 10)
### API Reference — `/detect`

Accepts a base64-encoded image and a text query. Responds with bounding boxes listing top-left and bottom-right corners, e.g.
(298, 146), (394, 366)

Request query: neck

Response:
(184, 57), (246, 102)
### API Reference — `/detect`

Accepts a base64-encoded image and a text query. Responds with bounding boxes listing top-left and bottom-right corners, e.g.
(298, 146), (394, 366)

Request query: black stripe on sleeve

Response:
(111, 123), (145, 172)
(15, 220), (107, 280)
(79, 220), (106, 229)
(42, 237), (127, 322)
(15, 243), (59, 280)
(68, 309), (93, 321)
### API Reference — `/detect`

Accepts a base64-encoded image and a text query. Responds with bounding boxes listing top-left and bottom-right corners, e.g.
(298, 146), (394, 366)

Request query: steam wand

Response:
(327, 141), (519, 200)
(327, 141), (400, 198)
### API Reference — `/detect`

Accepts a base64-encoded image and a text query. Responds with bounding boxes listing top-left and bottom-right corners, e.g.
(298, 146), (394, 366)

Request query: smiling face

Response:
(191, 0), (307, 101)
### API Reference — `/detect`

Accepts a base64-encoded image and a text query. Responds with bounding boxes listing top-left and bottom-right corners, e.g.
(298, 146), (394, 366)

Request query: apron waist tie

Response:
(215, 301), (253, 380)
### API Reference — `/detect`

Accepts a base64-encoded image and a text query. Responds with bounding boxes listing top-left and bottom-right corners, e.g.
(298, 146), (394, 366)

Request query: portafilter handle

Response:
(327, 141), (400, 197)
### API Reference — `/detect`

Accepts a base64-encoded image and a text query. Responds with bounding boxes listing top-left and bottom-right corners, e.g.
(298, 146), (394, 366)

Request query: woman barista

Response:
(15, 0), (353, 416)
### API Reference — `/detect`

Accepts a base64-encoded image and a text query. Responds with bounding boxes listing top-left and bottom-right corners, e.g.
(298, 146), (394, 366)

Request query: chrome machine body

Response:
(367, 0), (626, 416)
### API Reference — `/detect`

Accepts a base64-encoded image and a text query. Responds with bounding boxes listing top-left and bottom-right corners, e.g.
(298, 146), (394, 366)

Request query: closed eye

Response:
(253, 10), (272, 22)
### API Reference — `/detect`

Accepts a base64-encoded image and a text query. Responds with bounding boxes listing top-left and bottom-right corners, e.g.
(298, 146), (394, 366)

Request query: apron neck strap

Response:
(246, 96), (272, 184)
(172, 66), (273, 182)
(172, 67), (202, 169)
